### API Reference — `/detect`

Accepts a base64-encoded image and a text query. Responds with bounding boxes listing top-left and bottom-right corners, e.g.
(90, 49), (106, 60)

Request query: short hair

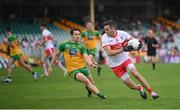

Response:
(70, 28), (81, 35)
(5, 27), (12, 32)
(41, 22), (47, 27)
(103, 20), (118, 29)
(147, 29), (153, 33)
(85, 21), (94, 25)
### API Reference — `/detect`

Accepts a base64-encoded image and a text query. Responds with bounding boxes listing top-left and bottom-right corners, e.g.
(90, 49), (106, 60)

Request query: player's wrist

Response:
(121, 48), (124, 53)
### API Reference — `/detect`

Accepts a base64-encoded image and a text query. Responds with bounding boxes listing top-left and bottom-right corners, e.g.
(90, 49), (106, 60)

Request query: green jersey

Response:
(7, 35), (21, 55)
(81, 30), (100, 49)
(58, 41), (87, 72)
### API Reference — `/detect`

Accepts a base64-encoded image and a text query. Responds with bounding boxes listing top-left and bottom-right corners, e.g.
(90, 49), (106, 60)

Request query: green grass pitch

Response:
(0, 64), (180, 109)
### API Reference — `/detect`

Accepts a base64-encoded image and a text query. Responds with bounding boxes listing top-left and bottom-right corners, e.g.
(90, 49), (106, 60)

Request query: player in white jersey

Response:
(101, 20), (159, 100)
(40, 23), (66, 77)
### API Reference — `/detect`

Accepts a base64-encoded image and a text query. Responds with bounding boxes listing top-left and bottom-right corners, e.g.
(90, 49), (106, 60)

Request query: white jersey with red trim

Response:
(42, 29), (54, 49)
(101, 30), (132, 67)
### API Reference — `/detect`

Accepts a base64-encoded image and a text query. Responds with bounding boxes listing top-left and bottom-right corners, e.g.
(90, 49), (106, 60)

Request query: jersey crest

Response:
(88, 34), (93, 40)
(69, 48), (77, 55)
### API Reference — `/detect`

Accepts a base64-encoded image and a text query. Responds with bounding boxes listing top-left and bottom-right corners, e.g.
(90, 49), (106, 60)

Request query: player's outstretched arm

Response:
(39, 37), (47, 47)
(3, 40), (13, 47)
(48, 50), (61, 73)
(83, 54), (97, 68)
(0, 49), (9, 55)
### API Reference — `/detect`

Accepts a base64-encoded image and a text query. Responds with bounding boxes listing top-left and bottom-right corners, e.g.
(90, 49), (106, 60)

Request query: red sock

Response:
(137, 85), (142, 91)
(148, 88), (153, 94)
(55, 60), (59, 65)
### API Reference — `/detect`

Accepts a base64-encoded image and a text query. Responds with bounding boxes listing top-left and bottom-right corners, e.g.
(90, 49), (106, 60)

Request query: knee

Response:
(127, 83), (135, 89)
(76, 73), (93, 85)
(20, 63), (26, 68)
(85, 80), (92, 85)
(131, 71), (138, 78)
(7, 62), (12, 68)
(133, 73), (139, 79)
(7, 64), (11, 68)
(152, 60), (156, 63)
(83, 79), (93, 86)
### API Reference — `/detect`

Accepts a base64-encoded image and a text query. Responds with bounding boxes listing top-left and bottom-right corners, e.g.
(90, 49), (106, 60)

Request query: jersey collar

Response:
(111, 31), (118, 38)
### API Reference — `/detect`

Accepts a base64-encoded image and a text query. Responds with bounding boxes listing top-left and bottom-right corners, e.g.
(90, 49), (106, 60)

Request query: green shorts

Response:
(69, 67), (90, 80)
(87, 48), (97, 56)
(10, 54), (22, 60)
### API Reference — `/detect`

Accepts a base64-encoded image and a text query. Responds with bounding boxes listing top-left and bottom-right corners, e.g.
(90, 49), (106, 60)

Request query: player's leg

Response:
(112, 59), (147, 99)
(144, 55), (151, 63)
(41, 50), (49, 77)
(87, 74), (95, 84)
(7, 58), (15, 77)
(84, 67), (96, 97)
(3, 58), (15, 83)
(151, 56), (157, 70)
(123, 75), (147, 99)
(75, 72), (106, 99)
(147, 52), (154, 69)
(120, 71), (147, 99)
(17, 56), (38, 80)
(127, 63), (151, 90)
(86, 74), (96, 97)
(47, 48), (57, 76)
(128, 63), (159, 99)
(78, 67), (101, 98)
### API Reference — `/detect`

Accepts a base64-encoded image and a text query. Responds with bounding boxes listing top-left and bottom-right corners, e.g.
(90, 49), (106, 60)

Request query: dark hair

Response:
(103, 20), (118, 29)
(70, 28), (81, 35)
(41, 21), (47, 27)
(85, 21), (94, 25)
(5, 27), (12, 32)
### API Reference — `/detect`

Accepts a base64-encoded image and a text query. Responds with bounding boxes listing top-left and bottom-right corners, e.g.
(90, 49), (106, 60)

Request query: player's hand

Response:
(48, 66), (53, 74)
(90, 63), (98, 68)
(123, 45), (134, 52)
(37, 43), (42, 48)
(152, 44), (157, 48)
(137, 41), (142, 50)
(93, 61), (98, 66)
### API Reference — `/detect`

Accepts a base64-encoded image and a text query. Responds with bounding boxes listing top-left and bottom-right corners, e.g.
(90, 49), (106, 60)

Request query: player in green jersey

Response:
(2, 27), (38, 83)
(81, 21), (102, 76)
(48, 28), (106, 99)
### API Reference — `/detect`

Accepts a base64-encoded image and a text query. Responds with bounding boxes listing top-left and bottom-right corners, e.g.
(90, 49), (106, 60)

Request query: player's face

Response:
(6, 31), (12, 36)
(40, 26), (45, 32)
(104, 25), (116, 37)
(86, 22), (94, 31)
(72, 30), (81, 42)
(147, 30), (154, 38)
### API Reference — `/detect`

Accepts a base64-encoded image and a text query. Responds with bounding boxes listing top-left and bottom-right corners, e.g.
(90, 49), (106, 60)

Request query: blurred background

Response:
(0, 0), (180, 68)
